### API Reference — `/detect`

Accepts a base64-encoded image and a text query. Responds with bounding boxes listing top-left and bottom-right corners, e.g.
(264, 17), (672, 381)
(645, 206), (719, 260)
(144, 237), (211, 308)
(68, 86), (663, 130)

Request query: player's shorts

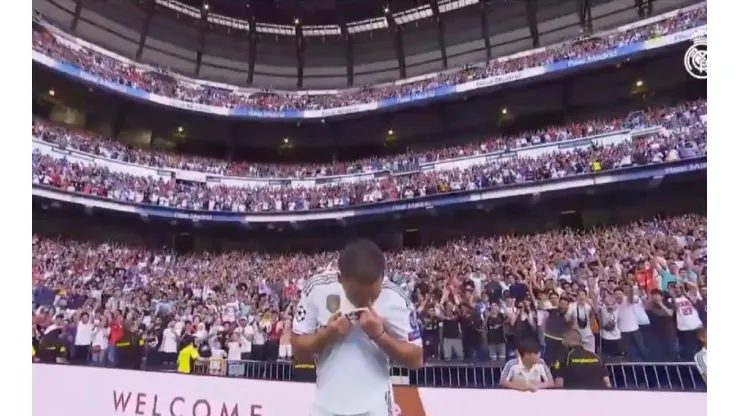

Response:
(309, 402), (392, 416)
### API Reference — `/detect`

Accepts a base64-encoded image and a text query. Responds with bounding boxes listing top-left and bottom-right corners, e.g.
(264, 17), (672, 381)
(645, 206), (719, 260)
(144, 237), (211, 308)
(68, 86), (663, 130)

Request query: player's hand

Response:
(358, 307), (385, 339)
(325, 311), (350, 337)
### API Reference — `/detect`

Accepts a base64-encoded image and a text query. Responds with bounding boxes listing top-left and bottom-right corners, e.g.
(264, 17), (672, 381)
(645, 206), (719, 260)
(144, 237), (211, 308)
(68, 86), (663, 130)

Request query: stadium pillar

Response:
(430, 0), (448, 70)
(339, 22), (353, 87)
(112, 101), (132, 140)
(576, 0), (594, 32)
(636, 0), (646, 18)
(70, 0), (85, 33)
(228, 124), (238, 162)
(195, 4), (209, 77)
(247, 15), (257, 85)
(385, 9), (407, 79)
(480, 0), (492, 62)
(636, 0), (654, 17)
(295, 22), (305, 89)
(135, 0), (156, 62)
(561, 77), (573, 120)
(525, 0), (540, 47)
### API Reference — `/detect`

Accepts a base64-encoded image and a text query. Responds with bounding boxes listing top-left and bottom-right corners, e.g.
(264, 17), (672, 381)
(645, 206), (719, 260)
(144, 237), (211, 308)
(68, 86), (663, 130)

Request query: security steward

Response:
(177, 335), (201, 374)
(551, 329), (611, 389)
(115, 320), (145, 370)
(36, 328), (68, 364)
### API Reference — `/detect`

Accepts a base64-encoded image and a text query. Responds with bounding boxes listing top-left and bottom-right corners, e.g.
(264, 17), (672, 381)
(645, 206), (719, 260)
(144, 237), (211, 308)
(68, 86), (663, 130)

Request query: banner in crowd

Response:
(30, 24), (706, 120)
(32, 364), (707, 416)
(31, 156), (707, 224)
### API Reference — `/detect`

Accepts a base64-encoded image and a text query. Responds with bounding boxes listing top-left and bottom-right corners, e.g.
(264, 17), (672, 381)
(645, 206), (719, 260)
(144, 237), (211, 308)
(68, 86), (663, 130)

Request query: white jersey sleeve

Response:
(694, 349), (707, 379)
(381, 283), (422, 346)
(500, 358), (517, 382)
(292, 288), (318, 335)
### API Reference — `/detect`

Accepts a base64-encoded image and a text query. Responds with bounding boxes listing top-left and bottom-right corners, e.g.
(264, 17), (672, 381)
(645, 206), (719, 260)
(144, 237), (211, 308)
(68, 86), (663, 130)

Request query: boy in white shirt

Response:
(693, 328), (707, 382)
(292, 240), (423, 416)
(499, 341), (555, 392)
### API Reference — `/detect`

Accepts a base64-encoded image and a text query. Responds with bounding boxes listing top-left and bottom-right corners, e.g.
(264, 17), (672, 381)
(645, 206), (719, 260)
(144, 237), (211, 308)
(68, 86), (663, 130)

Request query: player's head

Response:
(338, 239), (385, 307)
(516, 341), (541, 366)
(697, 327), (707, 347)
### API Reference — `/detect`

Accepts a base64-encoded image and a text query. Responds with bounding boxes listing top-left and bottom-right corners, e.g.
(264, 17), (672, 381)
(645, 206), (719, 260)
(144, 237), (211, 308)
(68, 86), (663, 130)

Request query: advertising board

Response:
(32, 364), (706, 416)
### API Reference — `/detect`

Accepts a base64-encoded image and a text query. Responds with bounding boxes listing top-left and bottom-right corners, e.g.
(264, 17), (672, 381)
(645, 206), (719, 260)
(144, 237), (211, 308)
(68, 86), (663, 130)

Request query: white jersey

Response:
(293, 273), (422, 415)
(673, 295), (703, 331)
(694, 347), (707, 380)
(500, 357), (553, 385)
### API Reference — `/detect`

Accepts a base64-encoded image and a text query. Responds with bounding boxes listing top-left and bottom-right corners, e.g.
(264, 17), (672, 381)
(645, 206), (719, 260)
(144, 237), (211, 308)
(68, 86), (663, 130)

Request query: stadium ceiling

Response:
(168, 0), (481, 35)
(55, 0), (655, 88)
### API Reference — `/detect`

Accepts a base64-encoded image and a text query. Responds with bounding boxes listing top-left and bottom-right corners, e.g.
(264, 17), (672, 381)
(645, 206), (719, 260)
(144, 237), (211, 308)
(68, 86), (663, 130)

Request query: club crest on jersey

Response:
(326, 294), (340, 313)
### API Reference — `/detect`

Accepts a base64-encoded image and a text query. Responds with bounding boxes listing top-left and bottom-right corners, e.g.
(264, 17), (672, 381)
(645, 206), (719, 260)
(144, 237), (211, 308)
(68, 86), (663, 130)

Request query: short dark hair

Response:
(338, 239), (385, 284)
(517, 340), (540, 356)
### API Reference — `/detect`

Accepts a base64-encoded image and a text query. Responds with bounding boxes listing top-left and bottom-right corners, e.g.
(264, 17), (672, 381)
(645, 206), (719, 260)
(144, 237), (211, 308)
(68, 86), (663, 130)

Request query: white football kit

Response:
(293, 273), (422, 416)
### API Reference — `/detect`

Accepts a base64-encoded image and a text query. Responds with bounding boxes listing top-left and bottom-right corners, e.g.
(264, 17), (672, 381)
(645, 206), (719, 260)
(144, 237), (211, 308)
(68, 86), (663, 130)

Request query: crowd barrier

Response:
(32, 13), (706, 120)
(32, 363), (707, 416)
(32, 155), (707, 223)
(192, 359), (706, 391)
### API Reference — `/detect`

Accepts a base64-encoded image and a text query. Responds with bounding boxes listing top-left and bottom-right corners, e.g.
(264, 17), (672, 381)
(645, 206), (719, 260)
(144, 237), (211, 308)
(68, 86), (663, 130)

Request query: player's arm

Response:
(291, 290), (342, 359)
(373, 295), (424, 369)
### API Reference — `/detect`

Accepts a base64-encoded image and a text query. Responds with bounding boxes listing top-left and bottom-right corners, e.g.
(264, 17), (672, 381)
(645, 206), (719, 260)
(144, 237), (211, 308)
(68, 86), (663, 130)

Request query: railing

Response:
(32, 155), (707, 224)
(190, 359), (706, 391)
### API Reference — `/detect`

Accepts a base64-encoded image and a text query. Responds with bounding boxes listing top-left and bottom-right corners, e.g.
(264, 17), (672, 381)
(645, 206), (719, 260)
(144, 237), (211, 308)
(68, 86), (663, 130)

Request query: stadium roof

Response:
(35, 0), (687, 89)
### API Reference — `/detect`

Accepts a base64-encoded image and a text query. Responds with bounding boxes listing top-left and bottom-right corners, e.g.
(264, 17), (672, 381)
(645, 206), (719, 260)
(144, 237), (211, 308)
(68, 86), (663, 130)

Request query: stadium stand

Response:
(32, 0), (707, 398)
(32, 101), (706, 212)
(33, 213), (707, 390)
(31, 6), (705, 113)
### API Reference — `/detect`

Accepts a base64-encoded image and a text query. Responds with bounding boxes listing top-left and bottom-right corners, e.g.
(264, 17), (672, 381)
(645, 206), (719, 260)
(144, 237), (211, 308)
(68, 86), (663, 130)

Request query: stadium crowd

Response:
(32, 102), (707, 212)
(31, 7), (705, 113)
(32, 214), (707, 367)
(33, 116), (625, 179)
